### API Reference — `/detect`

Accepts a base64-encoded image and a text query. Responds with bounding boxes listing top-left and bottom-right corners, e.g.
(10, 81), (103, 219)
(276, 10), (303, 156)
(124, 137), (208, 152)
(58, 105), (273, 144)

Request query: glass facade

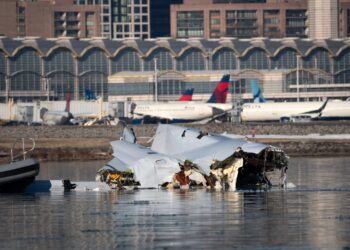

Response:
(176, 48), (205, 71)
(302, 48), (331, 73)
(212, 48), (237, 70)
(0, 52), (6, 91)
(144, 48), (174, 71)
(271, 48), (297, 69)
(240, 48), (269, 70)
(112, 48), (141, 73)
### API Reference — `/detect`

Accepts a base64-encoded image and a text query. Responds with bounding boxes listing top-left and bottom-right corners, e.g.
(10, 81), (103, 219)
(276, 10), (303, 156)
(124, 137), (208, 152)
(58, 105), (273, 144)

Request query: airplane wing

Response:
(302, 99), (328, 115)
(281, 99), (329, 121)
(151, 124), (269, 175)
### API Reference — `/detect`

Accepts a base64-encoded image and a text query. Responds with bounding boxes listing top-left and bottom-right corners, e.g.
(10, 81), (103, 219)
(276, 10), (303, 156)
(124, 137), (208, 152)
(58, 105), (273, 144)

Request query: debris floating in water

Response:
(95, 124), (289, 191)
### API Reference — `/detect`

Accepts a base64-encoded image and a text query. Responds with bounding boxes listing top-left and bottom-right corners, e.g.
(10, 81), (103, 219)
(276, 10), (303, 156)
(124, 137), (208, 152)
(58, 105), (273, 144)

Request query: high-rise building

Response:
(76, 0), (185, 38)
(171, 0), (308, 39)
(308, 0), (339, 39)
(0, 0), (150, 39)
(0, 0), (101, 38)
(74, 0), (150, 39)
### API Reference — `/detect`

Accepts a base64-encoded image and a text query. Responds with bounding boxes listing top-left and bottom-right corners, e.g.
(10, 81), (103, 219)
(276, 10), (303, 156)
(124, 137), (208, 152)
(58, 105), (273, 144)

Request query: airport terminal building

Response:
(1, 36), (350, 108)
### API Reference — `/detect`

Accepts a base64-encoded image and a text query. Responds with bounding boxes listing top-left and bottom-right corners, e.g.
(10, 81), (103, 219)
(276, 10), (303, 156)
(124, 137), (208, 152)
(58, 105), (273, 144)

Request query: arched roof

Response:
(177, 46), (206, 57)
(78, 45), (110, 58)
(112, 45), (142, 58)
(144, 45), (176, 57)
(303, 46), (333, 57)
(1, 37), (350, 58)
(211, 46), (237, 57)
(46, 45), (77, 57)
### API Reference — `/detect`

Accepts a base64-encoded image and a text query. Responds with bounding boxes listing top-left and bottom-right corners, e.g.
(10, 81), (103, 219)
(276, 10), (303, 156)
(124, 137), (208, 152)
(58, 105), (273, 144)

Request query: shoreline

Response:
(1, 123), (350, 162)
(1, 137), (350, 163)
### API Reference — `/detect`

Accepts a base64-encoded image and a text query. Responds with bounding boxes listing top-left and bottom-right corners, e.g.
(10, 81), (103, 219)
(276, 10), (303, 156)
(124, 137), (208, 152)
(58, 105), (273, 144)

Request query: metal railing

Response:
(10, 138), (36, 162)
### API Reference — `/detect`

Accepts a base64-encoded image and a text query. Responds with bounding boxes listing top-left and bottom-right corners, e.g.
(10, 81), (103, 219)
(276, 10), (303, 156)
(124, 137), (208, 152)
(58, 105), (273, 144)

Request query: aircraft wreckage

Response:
(96, 124), (289, 191)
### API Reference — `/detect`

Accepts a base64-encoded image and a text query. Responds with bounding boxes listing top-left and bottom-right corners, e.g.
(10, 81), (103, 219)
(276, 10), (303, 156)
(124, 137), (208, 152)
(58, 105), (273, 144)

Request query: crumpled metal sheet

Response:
(151, 124), (268, 174)
(104, 124), (282, 187)
(132, 155), (180, 188)
(104, 140), (180, 188)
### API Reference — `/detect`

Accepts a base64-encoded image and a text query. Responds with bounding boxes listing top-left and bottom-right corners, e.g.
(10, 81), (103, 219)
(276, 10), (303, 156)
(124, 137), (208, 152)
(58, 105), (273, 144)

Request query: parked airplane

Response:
(131, 75), (232, 124)
(40, 93), (73, 125)
(241, 98), (350, 122)
(241, 80), (350, 122)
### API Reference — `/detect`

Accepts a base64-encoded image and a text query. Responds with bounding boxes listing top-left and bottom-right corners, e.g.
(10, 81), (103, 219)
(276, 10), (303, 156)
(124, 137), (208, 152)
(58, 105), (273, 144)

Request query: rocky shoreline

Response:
(1, 122), (350, 163)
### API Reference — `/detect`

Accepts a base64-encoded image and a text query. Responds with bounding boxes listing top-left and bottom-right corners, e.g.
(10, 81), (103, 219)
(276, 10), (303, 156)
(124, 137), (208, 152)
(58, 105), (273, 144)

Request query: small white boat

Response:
(0, 138), (40, 192)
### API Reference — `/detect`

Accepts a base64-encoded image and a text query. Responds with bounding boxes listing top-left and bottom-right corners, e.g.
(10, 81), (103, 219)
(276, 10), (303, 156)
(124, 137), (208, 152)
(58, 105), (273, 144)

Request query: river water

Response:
(1, 157), (350, 249)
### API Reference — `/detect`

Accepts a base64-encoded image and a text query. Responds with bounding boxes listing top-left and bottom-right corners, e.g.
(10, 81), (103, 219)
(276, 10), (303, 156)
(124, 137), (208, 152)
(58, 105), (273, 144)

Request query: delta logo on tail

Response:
(207, 74), (230, 103)
(250, 80), (265, 103)
(179, 88), (194, 101)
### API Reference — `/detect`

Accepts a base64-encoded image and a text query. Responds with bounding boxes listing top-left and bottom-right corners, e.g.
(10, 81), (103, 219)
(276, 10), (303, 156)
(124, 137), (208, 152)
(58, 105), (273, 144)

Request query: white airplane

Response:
(241, 98), (350, 122)
(131, 75), (233, 124)
(40, 93), (73, 125)
(99, 123), (289, 189)
(241, 81), (350, 122)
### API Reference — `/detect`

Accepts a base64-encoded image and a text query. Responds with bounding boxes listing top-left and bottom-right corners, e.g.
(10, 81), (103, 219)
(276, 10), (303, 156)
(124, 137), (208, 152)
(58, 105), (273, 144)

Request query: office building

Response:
(171, 0), (308, 39)
(0, 0), (101, 38)
(0, 0), (150, 39)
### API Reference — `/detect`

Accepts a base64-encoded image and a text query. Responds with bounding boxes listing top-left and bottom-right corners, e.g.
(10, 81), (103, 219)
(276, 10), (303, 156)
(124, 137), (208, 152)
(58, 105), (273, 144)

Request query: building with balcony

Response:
(58, 0), (151, 39)
(0, 0), (151, 39)
(171, 0), (308, 39)
(170, 0), (350, 39)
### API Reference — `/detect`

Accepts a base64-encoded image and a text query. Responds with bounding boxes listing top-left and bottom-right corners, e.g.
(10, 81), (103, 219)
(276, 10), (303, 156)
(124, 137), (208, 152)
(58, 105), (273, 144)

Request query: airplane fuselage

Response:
(241, 100), (350, 122)
(42, 111), (72, 125)
(132, 102), (233, 123)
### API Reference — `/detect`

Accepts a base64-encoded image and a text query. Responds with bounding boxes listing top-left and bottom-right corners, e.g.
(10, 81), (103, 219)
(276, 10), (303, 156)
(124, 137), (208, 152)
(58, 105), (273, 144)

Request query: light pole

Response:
(154, 58), (158, 102)
(296, 55), (300, 102)
(45, 78), (50, 101)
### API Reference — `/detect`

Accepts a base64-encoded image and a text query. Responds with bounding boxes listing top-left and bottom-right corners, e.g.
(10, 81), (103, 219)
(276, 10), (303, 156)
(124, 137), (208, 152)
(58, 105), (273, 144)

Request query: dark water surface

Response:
(1, 157), (350, 249)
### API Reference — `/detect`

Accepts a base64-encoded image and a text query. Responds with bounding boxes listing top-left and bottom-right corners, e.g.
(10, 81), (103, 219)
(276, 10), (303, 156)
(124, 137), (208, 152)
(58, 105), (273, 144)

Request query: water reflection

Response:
(0, 157), (350, 249)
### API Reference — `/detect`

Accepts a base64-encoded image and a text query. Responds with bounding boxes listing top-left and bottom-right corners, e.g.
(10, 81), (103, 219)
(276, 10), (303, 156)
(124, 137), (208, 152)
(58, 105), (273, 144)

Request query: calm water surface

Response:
(0, 157), (350, 249)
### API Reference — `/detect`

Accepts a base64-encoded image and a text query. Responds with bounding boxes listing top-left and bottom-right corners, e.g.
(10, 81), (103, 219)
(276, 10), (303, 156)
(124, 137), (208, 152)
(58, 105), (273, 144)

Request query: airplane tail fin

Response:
(179, 88), (194, 101)
(120, 121), (137, 144)
(207, 74), (230, 103)
(250, 80), (265, 103)
(64, 92), (71, 113)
